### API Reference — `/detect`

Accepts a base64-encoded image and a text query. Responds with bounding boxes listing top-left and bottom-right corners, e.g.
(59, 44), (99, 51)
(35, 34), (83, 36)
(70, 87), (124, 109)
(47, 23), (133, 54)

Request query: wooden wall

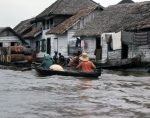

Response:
(82, 37), (96, 59)
(102, 41), (150, 65)
(129, 45), (150, 63)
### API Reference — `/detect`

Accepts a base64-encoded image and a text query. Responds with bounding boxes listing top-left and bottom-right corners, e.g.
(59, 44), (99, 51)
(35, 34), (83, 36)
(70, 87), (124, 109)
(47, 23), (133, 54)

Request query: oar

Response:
(21, 67), (36, 71)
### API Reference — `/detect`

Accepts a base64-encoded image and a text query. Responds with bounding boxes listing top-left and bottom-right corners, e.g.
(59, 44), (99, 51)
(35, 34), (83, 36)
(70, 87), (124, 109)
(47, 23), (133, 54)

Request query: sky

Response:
(0, 0), (146, 28)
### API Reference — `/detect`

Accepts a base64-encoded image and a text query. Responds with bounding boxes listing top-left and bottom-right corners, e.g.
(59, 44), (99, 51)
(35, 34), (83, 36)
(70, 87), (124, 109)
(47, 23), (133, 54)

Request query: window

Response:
(7, 30), (9, 36)
(77, 22), (80, 29)
(47, 20), (49, 29)
(47, 38), (51, 54)
(36, 41), (40, 52)
(73, 22), (80, 29)
(50, 18), (53, 25)
(0, 43), (2, 50)
(35, 23), (37, 27)
(41, 39), (46, 52)
(11, 42), (15, 46)
(42, 21), (45, 30)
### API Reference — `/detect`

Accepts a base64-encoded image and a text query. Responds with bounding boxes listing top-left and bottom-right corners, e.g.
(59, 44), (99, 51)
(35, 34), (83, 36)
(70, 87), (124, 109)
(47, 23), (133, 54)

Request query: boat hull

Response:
(36, 68), (101, 78)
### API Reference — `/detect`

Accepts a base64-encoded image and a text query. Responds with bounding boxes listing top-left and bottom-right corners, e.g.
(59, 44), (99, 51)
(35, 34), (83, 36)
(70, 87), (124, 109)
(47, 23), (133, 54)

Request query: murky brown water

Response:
(0, 66), (150, 118)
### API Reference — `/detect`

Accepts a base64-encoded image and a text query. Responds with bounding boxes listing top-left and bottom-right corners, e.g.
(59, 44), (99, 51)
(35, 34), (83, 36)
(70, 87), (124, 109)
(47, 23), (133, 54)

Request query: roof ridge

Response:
(49, 0), (63, 14)
(118, 0), (134, 4)
(46, 5), (97, 34)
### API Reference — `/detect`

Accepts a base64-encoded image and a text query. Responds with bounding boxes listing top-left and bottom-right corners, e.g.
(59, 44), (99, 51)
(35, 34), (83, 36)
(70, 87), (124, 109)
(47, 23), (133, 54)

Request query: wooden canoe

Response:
(0, 61), (31, 67)
(35, 68), (101, 78)
(119, 67), (150, 73)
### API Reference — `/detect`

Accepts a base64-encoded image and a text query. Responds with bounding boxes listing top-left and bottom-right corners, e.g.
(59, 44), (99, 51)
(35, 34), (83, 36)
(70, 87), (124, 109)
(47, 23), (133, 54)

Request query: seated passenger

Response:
(68, 53), (79, 66)
(58, 53), (65, 65)
(52, 52), (58, 64)
(38, 54), (53, 70)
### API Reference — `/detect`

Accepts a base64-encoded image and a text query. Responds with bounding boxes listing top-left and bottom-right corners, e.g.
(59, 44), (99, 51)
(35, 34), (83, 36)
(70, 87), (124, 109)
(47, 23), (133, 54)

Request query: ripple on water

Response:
(0, 67), (150, 118)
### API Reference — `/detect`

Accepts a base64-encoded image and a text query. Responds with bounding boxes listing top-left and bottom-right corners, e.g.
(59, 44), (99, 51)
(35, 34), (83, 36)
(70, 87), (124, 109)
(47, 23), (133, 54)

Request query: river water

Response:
(0, 66), (150, 118)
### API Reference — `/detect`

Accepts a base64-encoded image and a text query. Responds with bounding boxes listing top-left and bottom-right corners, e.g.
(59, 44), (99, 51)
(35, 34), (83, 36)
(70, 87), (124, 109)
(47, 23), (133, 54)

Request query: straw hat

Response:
(79, 53), (89, 61)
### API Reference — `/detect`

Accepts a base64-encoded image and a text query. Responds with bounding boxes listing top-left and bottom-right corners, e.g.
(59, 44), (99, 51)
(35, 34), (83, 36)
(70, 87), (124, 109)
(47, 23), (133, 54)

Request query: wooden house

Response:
(74, 1), (150, 66)
(0, 27), (24, 63)
(22, 0), (104, 62)
(14, 18), (42, 62)
(13, 18), (42, 48)
(0, 27), (22, 48)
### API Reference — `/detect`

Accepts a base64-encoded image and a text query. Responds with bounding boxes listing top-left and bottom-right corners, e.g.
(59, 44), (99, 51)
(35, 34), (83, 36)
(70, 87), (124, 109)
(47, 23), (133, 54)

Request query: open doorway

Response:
(0, 43), (2, 50)
(47, 38), (51, 55)
(95, 37), (102, 60)
(122, 43), (128, 59)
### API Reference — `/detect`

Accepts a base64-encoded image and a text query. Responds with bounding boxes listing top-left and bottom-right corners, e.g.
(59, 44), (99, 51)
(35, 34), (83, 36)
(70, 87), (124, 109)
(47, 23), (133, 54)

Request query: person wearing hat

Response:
(76, 53), (96, 72)
(38, 54), (53, 70)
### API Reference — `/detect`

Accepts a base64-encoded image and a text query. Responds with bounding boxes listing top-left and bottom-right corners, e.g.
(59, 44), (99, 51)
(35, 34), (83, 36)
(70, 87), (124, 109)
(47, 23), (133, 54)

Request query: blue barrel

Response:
(24, 47), (31, 55)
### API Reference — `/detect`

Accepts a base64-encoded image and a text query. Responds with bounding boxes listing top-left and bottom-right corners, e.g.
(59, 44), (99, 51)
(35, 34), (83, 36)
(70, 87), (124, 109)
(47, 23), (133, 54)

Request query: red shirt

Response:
(76, 61), (96, 72)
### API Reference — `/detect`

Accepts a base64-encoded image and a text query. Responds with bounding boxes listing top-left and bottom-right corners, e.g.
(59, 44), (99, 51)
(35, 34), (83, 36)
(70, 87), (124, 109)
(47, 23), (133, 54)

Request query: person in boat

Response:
(68, 53), (79, 66)
(77, 51), (81, 57)
(58, 53), (65, 65)
(76, 53), (96, 72)
(52, 51), (58, 64)
(38, 54), (53, 70)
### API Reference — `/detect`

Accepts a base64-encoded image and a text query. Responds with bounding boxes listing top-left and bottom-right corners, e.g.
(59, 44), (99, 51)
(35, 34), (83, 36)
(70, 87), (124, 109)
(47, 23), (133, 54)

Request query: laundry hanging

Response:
(75, 37), (81, 47)
(121, 31), (134, 45)
(101, 33), (105, 46)
(101, 33), (115, 46)
(81, 40), (85, 47)
(105, 34), (112, 43)
(81, 40), (85, 52)
(133, 32), (148, 45)
(148, 31), (150, 44)
(112, 31), (122, 50)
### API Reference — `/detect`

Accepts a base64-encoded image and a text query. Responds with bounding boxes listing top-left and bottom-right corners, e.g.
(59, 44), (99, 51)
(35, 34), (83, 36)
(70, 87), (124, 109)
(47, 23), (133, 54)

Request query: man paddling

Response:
(76, 53), (96, 72)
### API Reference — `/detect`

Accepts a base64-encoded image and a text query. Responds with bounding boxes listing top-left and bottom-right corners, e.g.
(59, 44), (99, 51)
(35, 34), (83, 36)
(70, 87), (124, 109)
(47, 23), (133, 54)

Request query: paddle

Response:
(21, 67), (36, 71)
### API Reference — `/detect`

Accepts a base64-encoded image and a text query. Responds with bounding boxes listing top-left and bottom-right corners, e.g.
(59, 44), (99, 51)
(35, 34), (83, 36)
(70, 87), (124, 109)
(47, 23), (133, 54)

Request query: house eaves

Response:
(23, 25), (42, 39)
(46, 6), (97, 35)
(74, 1), (150, 37)
(34, 30), (42, 38)
(13, 18), (35, 35)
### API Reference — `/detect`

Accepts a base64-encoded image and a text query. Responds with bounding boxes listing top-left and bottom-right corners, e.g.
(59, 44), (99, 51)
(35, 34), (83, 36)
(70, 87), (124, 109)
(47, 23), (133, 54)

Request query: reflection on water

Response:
(79, 78), (92, 90)
(0, 66), (150, 118)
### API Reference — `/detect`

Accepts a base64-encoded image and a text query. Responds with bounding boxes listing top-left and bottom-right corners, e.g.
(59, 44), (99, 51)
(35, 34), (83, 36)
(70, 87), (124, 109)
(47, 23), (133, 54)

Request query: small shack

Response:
(0, 27), (22, 48)
(0, 27), (33, 65)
